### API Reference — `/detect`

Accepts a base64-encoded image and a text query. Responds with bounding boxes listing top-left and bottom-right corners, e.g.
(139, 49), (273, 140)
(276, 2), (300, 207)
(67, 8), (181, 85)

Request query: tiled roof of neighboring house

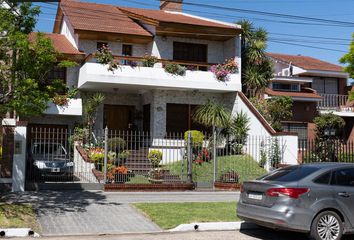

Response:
(265, 88), (323, 99)
(267, 53), (343, 72)
(118, 6), (239, 29)
(29, 32), (84, 55)
(59, 1), (152, 37)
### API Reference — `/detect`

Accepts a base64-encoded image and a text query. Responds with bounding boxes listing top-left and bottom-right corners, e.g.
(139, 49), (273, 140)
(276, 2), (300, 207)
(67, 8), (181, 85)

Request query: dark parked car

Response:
(29, 142), (74, 178)
(237, 163), (354, 240)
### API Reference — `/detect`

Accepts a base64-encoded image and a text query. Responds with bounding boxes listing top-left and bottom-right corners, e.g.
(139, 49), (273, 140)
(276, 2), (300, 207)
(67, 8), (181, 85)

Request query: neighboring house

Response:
(266, 53), (350, 142)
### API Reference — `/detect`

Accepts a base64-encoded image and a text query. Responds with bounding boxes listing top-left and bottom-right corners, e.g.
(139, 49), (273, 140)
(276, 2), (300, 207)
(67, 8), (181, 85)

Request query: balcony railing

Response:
(317, 94), (350, 111)
(84, 54), (217, 71)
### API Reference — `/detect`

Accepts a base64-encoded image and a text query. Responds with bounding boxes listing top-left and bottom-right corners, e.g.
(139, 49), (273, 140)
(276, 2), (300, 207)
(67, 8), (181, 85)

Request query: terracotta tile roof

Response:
(118, 6), (238, 29)
(267, 53), (343, 72)
(29, 32), (84, 55)
(265, 88), (323, 99)
(59, 1), (152, 37)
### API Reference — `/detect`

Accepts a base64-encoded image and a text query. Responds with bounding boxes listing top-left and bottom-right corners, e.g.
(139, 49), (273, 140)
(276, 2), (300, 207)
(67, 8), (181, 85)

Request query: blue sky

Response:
(34, 0), (354, 65)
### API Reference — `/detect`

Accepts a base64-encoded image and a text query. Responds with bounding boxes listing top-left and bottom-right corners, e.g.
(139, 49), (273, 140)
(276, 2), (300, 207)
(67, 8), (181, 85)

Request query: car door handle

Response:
(338, 192), (350, 198)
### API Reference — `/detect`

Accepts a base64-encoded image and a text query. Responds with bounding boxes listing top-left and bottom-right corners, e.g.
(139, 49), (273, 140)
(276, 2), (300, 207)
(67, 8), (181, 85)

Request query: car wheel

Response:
(310, 211), (343, 240)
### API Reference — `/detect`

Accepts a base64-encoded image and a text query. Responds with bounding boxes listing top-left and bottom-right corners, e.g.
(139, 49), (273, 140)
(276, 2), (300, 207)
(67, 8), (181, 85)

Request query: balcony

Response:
(44, 98), (83, 116)
(317, 94), (354, 116)
(78, 55), (241, 93)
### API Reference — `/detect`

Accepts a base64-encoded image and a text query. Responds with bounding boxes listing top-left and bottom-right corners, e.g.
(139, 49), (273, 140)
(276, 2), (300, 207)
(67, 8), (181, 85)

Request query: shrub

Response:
(142, 55), (158, 67)
(184, 130), (204, 147)
(164, 63), (186, 76)
(108, 137), (126, 152)
(259, 149), (267, 168)
(314, 113), (345, 140)
(148, 150), (163, 168)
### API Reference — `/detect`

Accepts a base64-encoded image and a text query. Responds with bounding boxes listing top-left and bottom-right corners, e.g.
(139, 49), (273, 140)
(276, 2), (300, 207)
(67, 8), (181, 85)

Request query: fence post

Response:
(103, 126), (108, 184)
(213, 126), (217, 187)
(187, 131), (193, 184)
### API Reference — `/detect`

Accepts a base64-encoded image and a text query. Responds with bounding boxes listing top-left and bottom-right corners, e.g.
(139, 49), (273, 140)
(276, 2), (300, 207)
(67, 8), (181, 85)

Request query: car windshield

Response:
(258, 165), (320, 182)
(32, 143), (66, 155)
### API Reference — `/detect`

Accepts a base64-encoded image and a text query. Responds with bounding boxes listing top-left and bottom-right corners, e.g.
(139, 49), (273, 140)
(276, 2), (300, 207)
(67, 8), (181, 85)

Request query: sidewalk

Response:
(2, 191), (239, 236)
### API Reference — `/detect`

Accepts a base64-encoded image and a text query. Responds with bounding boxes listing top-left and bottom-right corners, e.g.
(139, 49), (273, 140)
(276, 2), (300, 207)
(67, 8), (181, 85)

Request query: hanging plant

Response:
(211, 58), (238, 82)
(95, 44), (119, 72)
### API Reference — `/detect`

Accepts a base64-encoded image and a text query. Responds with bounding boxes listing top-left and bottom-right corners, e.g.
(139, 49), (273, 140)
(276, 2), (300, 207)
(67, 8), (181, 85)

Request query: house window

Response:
(166, 104), (210, 134)
(122, 44), (133, 65)
(272, 83), (299, 92)
(173, 42), (207, 71)
(47, 66), (66, 84)
(97, 42), (108, 51)
(282, 122), (308, 145)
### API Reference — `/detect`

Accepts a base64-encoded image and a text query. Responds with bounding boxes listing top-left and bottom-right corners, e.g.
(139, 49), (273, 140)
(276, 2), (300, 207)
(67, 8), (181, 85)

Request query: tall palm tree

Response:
(237, 20), (273, 98)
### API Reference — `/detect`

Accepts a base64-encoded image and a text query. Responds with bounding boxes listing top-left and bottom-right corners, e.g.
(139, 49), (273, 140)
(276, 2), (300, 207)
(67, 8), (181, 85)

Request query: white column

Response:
(12, 125), (27, 192)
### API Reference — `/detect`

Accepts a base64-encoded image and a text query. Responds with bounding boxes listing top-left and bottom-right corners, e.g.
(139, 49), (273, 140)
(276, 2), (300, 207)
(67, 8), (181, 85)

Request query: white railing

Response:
(317, 94), (349, 111)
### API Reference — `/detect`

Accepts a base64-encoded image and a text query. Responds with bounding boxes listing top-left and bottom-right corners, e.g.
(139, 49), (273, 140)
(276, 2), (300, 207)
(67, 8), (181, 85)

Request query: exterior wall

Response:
(338, 78), (348, 95)
(79, 39), (147, 57)
(153, 36), (226, 63)
(25, 115), (81, 130)
(60, 16), (79, 49)
(149, 89), (226, 137)
(272, 61), (305, 76)
(292, 101), (318, 123)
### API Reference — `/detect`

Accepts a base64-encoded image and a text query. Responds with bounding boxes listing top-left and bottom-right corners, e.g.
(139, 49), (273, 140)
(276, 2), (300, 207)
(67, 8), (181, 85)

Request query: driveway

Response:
(2, 191), (238, 236)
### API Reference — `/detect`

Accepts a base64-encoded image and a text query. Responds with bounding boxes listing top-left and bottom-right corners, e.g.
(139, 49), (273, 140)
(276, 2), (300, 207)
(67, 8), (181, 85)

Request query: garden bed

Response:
(0, 203), (39, 232)
(214, 182), (241, 190)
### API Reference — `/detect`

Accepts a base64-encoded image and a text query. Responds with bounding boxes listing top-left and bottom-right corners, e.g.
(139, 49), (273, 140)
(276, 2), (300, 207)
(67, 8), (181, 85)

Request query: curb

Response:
(169, 221), (259, 232)
(0, 228), (39, 238)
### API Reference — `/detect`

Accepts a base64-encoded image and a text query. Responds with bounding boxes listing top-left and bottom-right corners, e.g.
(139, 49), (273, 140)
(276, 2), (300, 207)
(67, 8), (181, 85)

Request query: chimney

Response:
(160, 0), (183, 12)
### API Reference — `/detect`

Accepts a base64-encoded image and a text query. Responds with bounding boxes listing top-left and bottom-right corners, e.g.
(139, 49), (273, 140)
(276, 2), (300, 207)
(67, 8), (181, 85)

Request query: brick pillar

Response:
(1, 119), (16, 178)
(308, 123), (316, 141)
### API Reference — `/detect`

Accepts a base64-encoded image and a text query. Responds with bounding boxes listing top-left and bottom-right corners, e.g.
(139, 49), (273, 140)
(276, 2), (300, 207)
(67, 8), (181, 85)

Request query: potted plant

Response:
(117, 150), (130, 166)
(87, 147), (105, 171)
(114, 166), (131, 183)
(164, 63), (186, 76)
(147, 150), (163, 183)
(142, 55), (158, 67)
(210, 58), (238, 82)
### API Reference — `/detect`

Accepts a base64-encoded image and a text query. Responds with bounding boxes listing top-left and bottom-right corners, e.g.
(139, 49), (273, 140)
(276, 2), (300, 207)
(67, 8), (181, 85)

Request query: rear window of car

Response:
(259, 165), (320, 182)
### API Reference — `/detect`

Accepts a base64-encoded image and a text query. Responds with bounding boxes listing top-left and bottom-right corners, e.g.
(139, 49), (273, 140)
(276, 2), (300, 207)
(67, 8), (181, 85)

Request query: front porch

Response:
(93, 89), (234, 138)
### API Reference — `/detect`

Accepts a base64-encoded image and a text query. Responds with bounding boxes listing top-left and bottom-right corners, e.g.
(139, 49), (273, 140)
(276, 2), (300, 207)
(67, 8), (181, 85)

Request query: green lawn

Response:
(165, 154), (267, 183)
(133, 202), (239, 229)
(126, 175), (150, 184)
(0, 203), (39, 232)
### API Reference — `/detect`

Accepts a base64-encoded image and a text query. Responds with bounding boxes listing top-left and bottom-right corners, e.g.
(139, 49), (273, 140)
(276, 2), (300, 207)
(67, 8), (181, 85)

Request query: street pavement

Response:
(12, 229), (354, 240)
(2, 191), (238, 236)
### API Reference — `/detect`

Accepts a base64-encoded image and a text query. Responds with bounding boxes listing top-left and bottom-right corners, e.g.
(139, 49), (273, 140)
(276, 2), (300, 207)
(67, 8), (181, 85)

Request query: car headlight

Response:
(66, 162), (74, 167)
(35, 161), (46, 169)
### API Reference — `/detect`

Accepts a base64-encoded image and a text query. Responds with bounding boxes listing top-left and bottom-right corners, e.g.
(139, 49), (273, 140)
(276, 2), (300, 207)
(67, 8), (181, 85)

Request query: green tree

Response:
(340, 33), (354, 78)
(237, 20), (273, 98)
(314, 113), (345, 140)
(0, 2), (67, 118)
(193, 99), (231, 130)
(251, 96), (293, 131)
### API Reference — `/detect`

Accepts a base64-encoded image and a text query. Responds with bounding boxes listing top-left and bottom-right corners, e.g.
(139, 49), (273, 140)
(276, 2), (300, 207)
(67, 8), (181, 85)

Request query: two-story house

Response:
(266, 53), (350, 142)
(27, 0), (244, 138)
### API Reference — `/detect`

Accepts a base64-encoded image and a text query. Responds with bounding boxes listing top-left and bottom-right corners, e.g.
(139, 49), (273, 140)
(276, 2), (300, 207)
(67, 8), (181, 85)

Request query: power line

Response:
(268, 40), (347, 53)
(161, 0), (354, 27)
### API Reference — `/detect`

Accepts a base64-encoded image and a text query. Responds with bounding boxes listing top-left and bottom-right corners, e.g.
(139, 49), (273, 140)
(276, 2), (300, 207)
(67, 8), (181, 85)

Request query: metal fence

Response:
(26, 127), (292, 188)
(300, 139), (354, 163)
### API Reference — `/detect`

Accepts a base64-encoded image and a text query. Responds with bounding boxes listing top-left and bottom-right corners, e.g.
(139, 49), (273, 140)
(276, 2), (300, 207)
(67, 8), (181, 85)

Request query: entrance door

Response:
(104, 105), (135, 131)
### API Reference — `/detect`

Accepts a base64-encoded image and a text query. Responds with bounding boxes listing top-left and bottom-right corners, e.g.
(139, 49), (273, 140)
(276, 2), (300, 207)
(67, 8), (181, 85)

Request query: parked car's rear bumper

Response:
(237, 201), (311, 232)
(36, 166), (73, 176)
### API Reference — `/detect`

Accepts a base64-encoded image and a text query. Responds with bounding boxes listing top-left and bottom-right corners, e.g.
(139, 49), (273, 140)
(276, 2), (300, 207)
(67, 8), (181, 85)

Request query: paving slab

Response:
(1, 191), (238, 236)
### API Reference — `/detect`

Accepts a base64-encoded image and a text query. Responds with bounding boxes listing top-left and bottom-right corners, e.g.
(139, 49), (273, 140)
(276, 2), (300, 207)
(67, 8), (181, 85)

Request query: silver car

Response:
(237, 163), (354, 240)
